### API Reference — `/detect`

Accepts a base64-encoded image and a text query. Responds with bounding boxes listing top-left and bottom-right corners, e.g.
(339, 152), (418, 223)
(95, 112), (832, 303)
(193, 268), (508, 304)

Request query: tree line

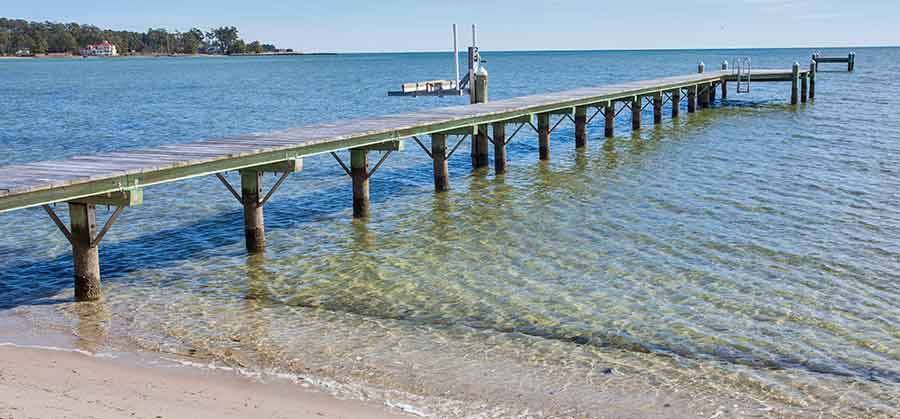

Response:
(0, 18), (280, 55)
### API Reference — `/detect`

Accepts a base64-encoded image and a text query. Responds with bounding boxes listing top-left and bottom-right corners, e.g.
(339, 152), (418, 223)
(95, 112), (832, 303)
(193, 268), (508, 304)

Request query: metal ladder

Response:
(733, 57), (752, 93)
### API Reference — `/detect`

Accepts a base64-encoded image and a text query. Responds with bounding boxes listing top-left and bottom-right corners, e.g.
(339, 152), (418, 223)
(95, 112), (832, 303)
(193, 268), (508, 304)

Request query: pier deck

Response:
(0, 69), (806, 213)
(0, 64), (818, 301)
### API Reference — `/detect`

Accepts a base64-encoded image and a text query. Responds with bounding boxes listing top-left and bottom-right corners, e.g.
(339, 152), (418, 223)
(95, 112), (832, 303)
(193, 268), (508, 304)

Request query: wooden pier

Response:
(0, 63), (817, 301)
(812, 52), (855, 72)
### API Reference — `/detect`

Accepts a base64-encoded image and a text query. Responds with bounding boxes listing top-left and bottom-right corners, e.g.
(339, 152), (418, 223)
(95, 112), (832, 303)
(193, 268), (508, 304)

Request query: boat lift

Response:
(388, 24), (482, 98)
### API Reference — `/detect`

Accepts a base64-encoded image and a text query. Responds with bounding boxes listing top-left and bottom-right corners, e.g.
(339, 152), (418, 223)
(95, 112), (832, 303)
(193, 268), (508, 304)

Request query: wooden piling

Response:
(471, 70), (489, 169)
(721, 61), (728, 100)
(653, 92), (662, 124)
(604, 102), (615, 138)
(698, 61), (705, 74)
(492, 122), (507, 174)
(701, 84), (711, 108)
(574, 105), (588, 148)
(672, 89), (681, 118)
(791, 62), (800, 105)
(801, 72), (808, 103)
(350, 148), (369, 218)
(69, 202), (101, 301)
(709, 82), (716, 103)
(848, 52), (855, 72)
(687, 86), (696, 113)
(431, 133), (450, 192)
(538, 113), (551, 160)
(240, 170), (265, 253)
(809, 62), (816, 99)
(631, 97), (641, 131)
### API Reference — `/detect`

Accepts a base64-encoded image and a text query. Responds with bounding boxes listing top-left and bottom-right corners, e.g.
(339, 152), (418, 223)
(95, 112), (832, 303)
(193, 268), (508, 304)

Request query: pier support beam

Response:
(699, 84), (710, 109)
(218, 159), (300, 251)
(44, 191), (139, 301)
(801, 72), (808, 103)
(631, 97), (641, 131)
(240, 170), (266, 253)
(709, 82), (716, 103)
(721, 61), (728, 100)
(791, 62), (800, 105)
(350, 149), (369, 218)
(687, 86), (696, 113)
(471, 69), (489, 169)
(604, 102), (615, 138)
(432, 133), (450, 192)
(492, 122), (507, 174)
(672, 89), (681, 118)
(809, 62), (816, 99)
(574, 106), (588, 148)
(538, 113), (550, 160)
(653, 92), (663, 124)
(848, 52), (855, 72)
(69, 203), (101, 301)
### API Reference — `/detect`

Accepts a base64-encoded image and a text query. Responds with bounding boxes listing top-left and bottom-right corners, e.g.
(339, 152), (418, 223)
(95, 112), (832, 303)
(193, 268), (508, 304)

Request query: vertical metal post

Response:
(350, 149), (369, 218)
(432, 134), (450, 192)
(538, 113), (550, 161)
(574, 106), (588, 148)
(467, 47), (476, 104)
(453, 24), (460, 94)
(240, 170), (265, 253)
(848, 52), (855, 72)
(493, 122), (507, 174)
(69, 202), (101, 301)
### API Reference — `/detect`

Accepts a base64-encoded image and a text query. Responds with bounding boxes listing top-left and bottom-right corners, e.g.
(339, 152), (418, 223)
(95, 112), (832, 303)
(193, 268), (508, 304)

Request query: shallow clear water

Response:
(1, 49), (898, 418)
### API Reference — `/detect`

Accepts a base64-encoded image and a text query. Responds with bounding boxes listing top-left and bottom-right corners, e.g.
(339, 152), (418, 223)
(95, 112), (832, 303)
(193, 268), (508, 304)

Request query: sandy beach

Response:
(0, 344), (413, 419)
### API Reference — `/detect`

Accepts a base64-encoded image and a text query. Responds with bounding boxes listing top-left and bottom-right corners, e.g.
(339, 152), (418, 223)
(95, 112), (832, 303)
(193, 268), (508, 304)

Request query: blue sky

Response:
(7, 0), (899, 52)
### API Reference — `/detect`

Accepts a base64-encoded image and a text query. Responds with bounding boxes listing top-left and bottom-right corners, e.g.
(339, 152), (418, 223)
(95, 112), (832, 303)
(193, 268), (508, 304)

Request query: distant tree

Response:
(248, 40), (263, 54)
(212, 26), (239, 54)
(145, 28), (169, 53)
(0, 31), (9, 55)
(49, 31), (77, 53)
(14, 33), (34, 52)
(0, 19), (279, 56)
(182, 28), (204, 54)
(32, 35), (48, 54)
(230, 39), (247, 54)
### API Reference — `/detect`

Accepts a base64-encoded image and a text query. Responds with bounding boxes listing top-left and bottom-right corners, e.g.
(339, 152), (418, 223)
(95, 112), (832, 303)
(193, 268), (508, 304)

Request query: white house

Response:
(81, 41), (118, 57)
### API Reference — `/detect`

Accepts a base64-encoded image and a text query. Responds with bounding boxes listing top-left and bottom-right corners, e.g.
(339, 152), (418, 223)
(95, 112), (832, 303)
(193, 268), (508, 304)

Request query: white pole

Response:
(472, 24), (477, 47)
(453, 24), (460, 94)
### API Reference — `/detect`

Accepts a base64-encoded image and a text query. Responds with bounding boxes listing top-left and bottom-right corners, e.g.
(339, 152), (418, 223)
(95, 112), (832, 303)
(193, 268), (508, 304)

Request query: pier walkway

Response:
(0, 64), (817, 301)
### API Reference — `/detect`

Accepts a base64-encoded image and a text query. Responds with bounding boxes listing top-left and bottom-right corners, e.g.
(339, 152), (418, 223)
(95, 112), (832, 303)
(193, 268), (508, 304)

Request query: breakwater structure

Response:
(1, 56), (827, 301)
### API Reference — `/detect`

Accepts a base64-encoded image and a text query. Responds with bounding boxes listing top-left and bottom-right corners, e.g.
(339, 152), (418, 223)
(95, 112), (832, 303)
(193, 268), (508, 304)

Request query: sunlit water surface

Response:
(1, 48), (898, 418)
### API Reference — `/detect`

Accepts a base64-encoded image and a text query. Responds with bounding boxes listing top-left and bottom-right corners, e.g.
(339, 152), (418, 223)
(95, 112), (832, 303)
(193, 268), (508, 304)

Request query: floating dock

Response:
(0, 63), (818, 301)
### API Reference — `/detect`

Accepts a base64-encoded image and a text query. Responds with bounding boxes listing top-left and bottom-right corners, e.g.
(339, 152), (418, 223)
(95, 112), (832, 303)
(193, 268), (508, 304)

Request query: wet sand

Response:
(0, 345), (414, 419)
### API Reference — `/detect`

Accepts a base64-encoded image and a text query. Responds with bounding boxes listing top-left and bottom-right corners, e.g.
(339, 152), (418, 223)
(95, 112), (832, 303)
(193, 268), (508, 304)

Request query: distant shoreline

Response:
(0, 52), (339, 60)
